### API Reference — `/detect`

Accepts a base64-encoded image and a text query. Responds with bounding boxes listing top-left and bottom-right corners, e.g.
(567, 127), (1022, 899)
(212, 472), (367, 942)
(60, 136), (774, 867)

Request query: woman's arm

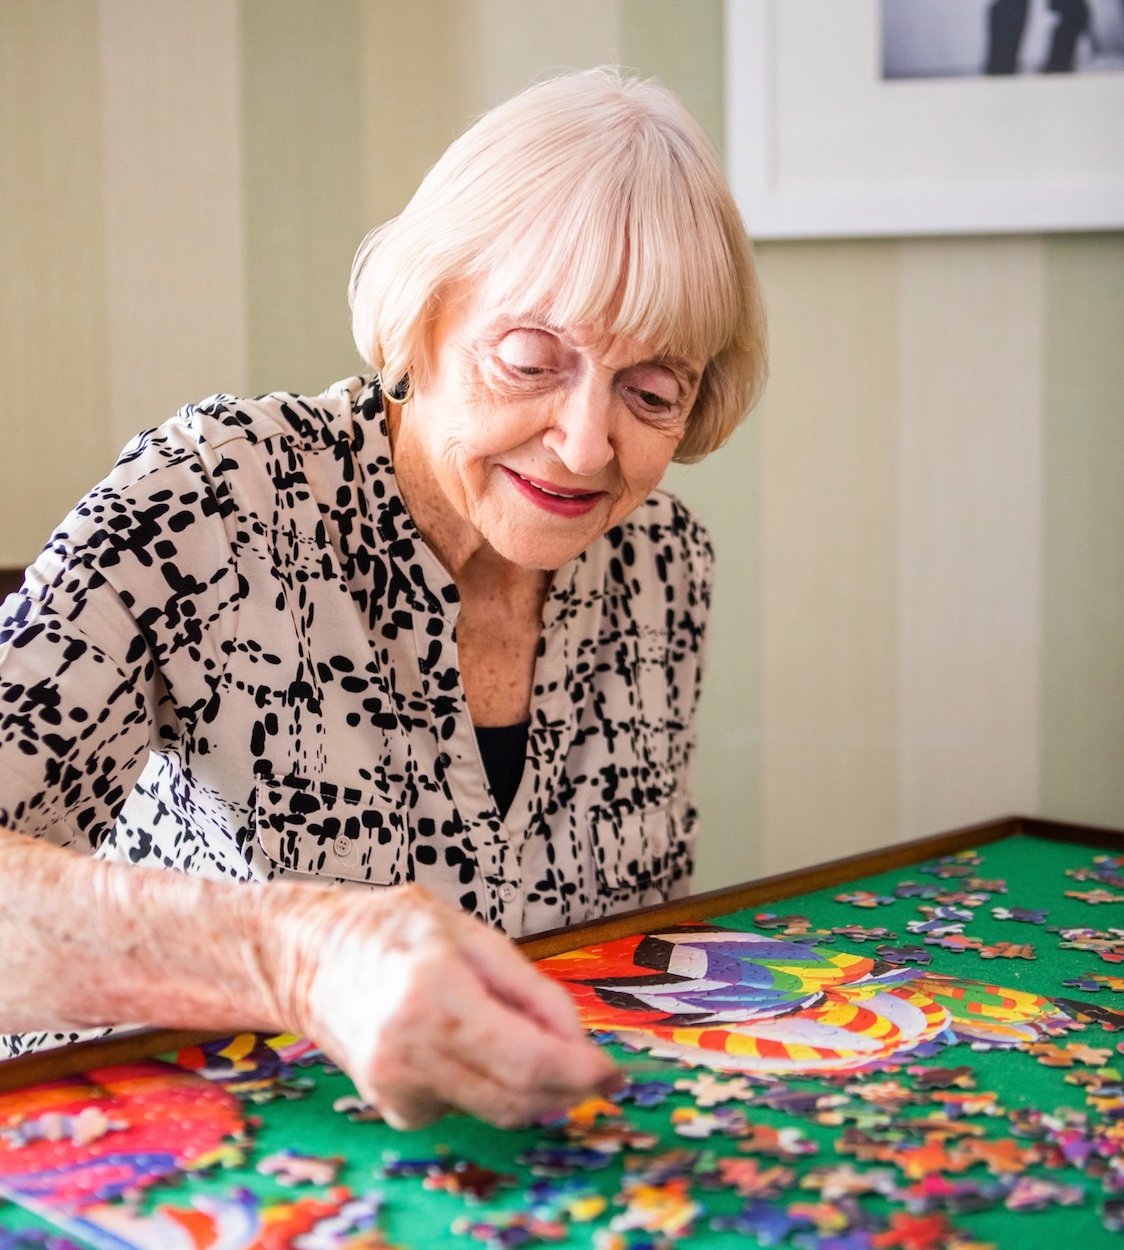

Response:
(0, 826), (617, 1127)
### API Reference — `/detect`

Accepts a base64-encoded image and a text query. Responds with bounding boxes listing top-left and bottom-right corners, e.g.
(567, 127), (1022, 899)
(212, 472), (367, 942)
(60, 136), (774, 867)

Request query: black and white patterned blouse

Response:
(0, 377), (711, 1040)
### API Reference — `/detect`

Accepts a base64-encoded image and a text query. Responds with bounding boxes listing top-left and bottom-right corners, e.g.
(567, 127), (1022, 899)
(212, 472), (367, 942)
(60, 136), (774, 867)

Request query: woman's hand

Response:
(264, 883), (620, 1129)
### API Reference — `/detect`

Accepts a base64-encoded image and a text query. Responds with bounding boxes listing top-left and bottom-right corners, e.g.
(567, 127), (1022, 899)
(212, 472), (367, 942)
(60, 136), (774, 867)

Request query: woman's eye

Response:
(495, 329), (559, 378)
(633, 389), (673, 410)
(622, 367), (682, 417)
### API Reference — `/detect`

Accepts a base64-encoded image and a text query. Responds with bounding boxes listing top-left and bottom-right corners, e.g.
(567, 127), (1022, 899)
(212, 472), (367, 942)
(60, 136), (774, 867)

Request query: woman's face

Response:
(391, 287), (705, 573)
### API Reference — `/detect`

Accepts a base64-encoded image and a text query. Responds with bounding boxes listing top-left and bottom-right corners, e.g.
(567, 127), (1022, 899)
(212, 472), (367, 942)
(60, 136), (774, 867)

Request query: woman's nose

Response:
(541, 385), (615, 478)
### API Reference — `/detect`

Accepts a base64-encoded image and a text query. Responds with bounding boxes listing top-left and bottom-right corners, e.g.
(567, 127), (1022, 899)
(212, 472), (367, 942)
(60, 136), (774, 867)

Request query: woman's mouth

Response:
(500, 467), (605, 517)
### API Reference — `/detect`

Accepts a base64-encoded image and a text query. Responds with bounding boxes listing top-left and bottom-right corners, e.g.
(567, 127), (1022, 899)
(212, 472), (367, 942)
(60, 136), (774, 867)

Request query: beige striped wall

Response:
(2, 1), (1121, 886)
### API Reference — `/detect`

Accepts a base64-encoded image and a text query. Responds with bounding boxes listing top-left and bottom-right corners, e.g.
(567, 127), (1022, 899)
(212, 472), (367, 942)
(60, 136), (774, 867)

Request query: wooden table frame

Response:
(2, 813), (1120, 1092)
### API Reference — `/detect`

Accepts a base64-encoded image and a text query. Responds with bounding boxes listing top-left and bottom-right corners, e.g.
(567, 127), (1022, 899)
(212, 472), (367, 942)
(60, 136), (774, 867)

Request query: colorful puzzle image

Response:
(0, 833), (1121, 1248)
(536, 929), (1072, 1072)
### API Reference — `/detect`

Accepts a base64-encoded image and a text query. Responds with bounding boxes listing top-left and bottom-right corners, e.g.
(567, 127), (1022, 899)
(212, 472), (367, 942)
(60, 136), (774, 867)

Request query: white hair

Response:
(349, 67), (766, 461)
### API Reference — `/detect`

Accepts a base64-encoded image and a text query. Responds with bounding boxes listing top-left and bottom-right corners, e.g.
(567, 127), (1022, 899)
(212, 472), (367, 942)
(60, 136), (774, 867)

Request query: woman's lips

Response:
(500, 466), (605, 517)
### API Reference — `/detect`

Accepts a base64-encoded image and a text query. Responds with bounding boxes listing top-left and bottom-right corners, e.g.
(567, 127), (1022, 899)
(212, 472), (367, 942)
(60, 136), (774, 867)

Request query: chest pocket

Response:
(254, 775), (407, 885)
(589, 803), (676, 893)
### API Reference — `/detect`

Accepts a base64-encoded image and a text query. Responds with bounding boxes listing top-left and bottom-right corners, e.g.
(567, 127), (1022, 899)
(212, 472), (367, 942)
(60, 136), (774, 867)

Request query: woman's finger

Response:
(451, 910), (592, 1041)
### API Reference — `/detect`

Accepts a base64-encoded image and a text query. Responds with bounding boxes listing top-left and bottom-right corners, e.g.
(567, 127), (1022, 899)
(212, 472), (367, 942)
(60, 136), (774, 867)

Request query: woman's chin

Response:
(484, 523), (602, 572)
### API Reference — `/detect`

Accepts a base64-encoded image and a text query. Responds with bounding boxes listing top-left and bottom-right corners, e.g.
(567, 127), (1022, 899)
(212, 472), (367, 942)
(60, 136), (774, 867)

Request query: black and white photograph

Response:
(882, 0), (1124, 78)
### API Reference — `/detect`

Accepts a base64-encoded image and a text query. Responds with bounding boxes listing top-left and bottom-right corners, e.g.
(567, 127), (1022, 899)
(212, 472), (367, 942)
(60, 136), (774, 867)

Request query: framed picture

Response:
(724, 0), (1124, 238)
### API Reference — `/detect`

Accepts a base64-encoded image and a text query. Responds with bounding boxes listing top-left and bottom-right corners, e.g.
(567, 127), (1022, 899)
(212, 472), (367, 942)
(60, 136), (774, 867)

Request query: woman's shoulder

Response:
(616, 487), (714, 564)
(160, 375), (381, 456)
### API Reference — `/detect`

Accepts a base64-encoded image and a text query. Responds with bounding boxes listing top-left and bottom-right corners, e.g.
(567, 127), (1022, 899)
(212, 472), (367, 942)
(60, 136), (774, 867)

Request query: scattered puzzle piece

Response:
(835, 892), (896, 909)
(737, 1122), (818, 1158)
(870, 1211), (960, 1250)
(423, 1159), (516, 1201)
(257, 1149), (345, 1187)
(833, 925), (897, 943)
(672, 1073), (758, 1107)
(976, 941), (1036, 960)
(1003, 1174), (1085, 1210)
(452, 1211), (567, 1248)
(875, 945), (930, 966)
(991, 906), (1047, 924)
(1066, 889), (1124, 906)
(611, 1080), (674, 1109)
(610, 1178), (701, 1238)
(907, 1066), (975, 1092)
(670, 1106), (748, 1140)
(711, 1199), (812, 1243)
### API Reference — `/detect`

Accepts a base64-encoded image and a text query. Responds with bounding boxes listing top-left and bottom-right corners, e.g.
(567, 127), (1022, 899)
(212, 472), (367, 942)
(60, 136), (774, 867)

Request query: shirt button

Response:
(333, 835), (351, 857)
(498, 883), (517, 903)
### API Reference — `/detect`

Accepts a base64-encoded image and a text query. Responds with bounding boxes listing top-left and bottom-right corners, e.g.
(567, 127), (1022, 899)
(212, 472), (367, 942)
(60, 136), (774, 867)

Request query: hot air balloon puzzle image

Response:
(536, 926), (1075, 1075)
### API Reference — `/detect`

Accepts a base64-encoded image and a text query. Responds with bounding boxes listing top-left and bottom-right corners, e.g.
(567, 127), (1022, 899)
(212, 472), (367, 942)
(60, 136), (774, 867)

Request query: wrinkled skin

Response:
(0, 830), (617, 1127)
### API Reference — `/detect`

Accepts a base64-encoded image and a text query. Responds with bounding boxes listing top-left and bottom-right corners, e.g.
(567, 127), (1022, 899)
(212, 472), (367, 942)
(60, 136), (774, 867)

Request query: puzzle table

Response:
(0, 815), (1121, 1249)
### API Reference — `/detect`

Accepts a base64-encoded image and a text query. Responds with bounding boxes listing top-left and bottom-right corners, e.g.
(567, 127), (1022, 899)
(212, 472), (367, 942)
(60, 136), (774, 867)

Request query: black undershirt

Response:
(474, 721), (530, 819)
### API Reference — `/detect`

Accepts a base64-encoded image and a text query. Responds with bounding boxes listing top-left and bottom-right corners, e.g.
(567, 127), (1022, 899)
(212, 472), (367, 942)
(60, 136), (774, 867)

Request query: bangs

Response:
(472, 144), (739, 364)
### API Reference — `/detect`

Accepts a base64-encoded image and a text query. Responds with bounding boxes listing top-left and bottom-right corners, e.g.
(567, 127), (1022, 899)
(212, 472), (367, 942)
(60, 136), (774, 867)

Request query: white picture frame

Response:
(725, 0), (1124, 239)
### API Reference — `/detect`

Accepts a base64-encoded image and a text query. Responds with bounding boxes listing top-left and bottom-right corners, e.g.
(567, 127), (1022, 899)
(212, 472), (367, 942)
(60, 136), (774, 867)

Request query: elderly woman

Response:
(0, 68), (765, 1128)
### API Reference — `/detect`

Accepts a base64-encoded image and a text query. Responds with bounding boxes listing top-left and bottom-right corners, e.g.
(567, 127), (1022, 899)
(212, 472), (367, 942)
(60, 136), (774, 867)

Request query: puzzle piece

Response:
(620, 1149), (702, 1187)
(815, 1105), (895, 1133)
(737, 1121), (819, 1158)
(526, 1177), (607, 1223)
(895, 1139), (972, 1180)
(961, 876), (1007, 894)
(1066, 889), (1124, 905)
(800, 1163), (897, 1200)
(710, 1199), (812, 1243)
(709, 1157), (795, 1198)
(1063, 974), (1109, 993)
(835, 892), (896, 909)
(452, 1212), (567, 1248)
(380, 1148), (451, 1179)
(1003, 1175), (1085, 1210)
(673, 1073), (758, 1107)
(1028, 1041), (1107, 1068)
(565, 1122), (660, 1154)
(976, 941), (1036, 960)
(907, 1066), (975, 1091)
(669, 1106), (748, 1139)
(611, 1080), (674, 1109)
(592, 1231), (675, 1250)
(610, 1178), (701, 1238)
(990, 906), (1047, 924)
(955, 1136), (1036, 1176)
(257, 1149), (345, 1187)
(754, 912), (834, 940)
(423, 1159), (516, 1201)
(562, 1096), (621, 1129)
(834, 1129), (903, 1164)
(932, 1090), (1001, 1117)
(917, 904), (975, 924)
(875, 945), (930, 966)
(894, 882), (940, 900)
(924, 933), (984, 953)
(833, 925), (897, 943)
(517, 1144), (615, 1176)
(896, 1173), (1008, 1215)
(869, 1211), (960, 1250)
(332, 1094), (383, 1123)
(932, 891), (992, 909)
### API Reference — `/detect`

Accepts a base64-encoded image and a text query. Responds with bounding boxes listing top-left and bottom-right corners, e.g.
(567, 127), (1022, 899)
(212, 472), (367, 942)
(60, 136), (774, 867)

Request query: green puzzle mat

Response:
(0, 833), (1121, 1248)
